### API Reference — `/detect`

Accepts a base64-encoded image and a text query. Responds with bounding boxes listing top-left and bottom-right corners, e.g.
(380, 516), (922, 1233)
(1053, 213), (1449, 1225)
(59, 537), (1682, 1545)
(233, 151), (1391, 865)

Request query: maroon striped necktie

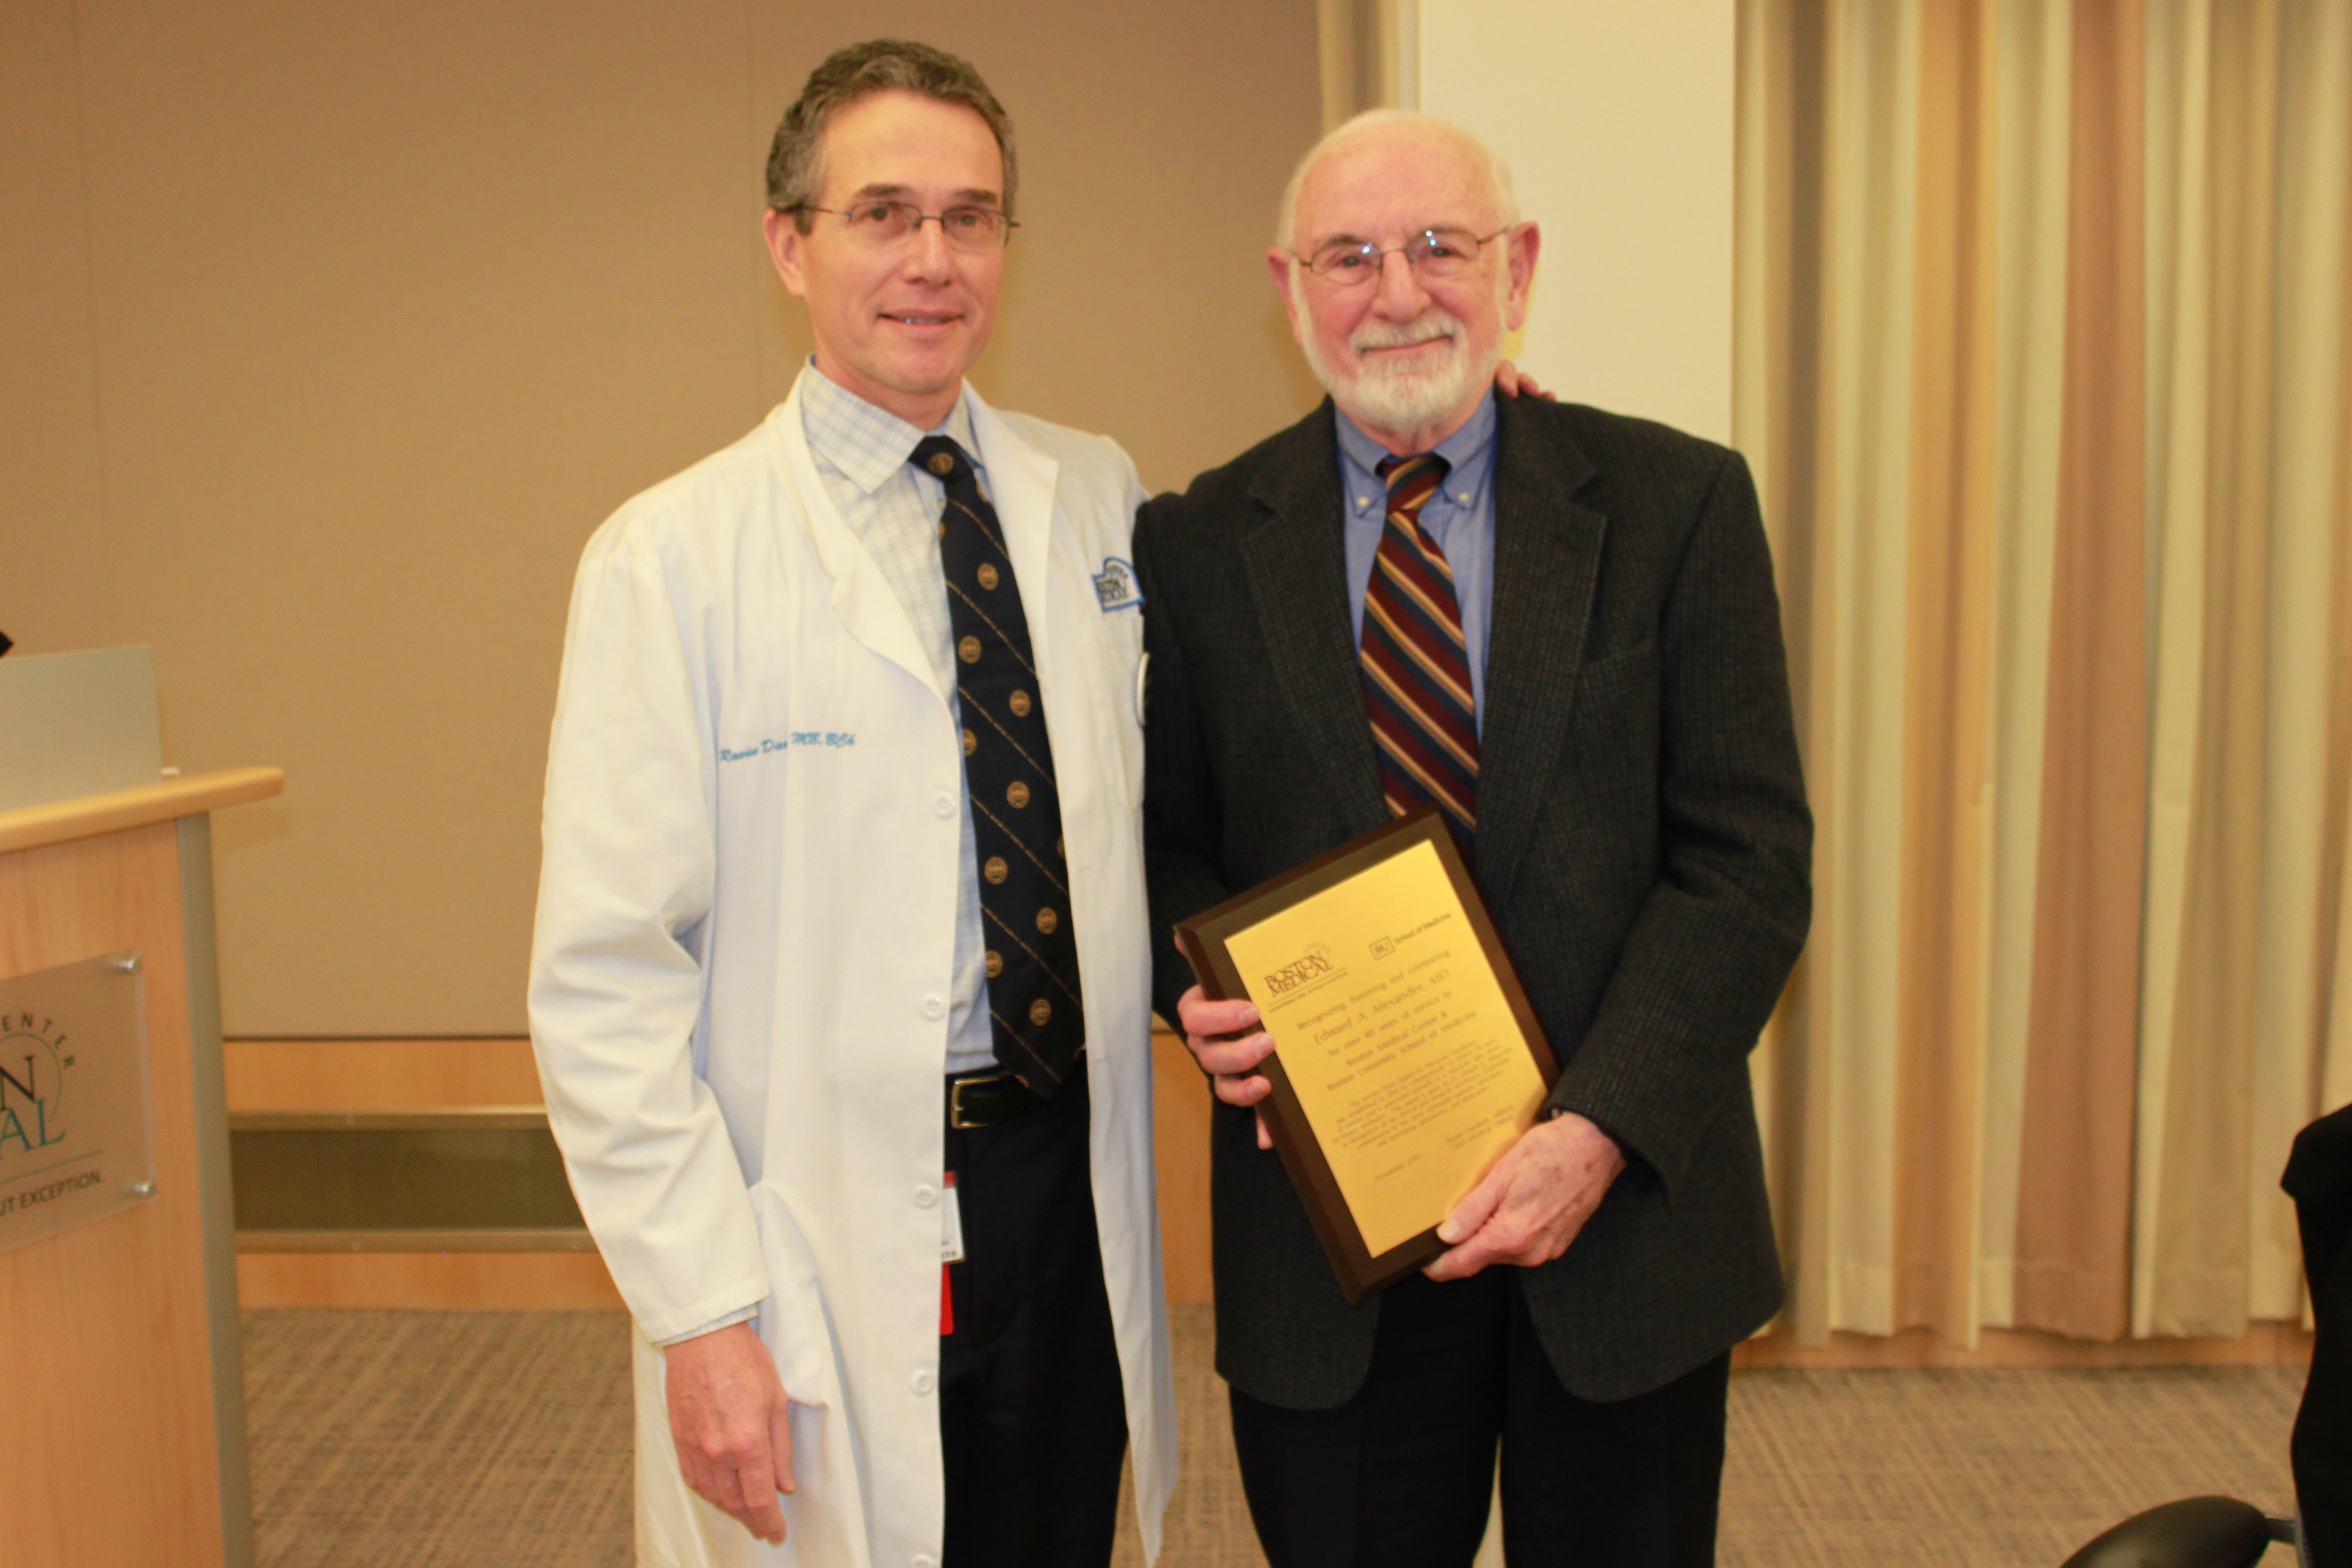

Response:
(1360, 452), (1478, 855)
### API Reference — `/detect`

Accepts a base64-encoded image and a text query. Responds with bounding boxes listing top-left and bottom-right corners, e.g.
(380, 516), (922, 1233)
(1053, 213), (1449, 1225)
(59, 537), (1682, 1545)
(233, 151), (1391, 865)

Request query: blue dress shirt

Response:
(1336, 391), (1499, 733)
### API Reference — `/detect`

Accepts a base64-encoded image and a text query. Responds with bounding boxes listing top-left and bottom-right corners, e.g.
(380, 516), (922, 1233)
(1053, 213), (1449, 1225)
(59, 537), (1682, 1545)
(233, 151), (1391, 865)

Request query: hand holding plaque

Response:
(1174, 807), (1559, 1303)
(1172, 991), (1279, 1148)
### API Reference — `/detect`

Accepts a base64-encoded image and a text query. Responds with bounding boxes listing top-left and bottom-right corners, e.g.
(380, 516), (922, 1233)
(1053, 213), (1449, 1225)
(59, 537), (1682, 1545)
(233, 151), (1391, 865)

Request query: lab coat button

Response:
(932, 793), (955, 818)
(912, 1370), (935, 1396)
(923, 995), (945, 1020)
(914, 1557), (940, 1568)
(914, 1184), (938, 1208)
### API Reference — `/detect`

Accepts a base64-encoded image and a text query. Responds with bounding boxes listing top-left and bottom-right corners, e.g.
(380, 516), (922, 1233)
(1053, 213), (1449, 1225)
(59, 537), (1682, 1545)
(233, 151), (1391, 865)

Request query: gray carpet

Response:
(1719, 1366), (2303, 1567)
(243, 1306), (2306, 1567)
(244, 1309), (632, 1568)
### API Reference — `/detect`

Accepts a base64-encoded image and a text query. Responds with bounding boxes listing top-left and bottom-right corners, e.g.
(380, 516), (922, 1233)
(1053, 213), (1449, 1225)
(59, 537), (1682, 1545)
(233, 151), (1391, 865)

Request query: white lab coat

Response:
(529, 371), (1175, 1568)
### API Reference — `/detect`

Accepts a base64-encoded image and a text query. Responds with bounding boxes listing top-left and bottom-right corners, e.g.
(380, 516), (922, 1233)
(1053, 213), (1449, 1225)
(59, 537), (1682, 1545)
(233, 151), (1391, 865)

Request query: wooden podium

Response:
(0, 768), (282, 1568)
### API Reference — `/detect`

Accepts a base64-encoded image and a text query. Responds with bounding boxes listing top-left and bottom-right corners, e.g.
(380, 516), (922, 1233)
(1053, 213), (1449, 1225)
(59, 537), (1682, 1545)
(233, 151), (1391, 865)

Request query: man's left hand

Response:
(1423, 1111), (1626, 1281)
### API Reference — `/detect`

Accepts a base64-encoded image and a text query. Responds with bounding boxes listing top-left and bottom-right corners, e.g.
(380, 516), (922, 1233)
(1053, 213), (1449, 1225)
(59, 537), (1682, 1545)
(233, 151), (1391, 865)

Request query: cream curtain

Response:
(1738, 0), (2352, 1344)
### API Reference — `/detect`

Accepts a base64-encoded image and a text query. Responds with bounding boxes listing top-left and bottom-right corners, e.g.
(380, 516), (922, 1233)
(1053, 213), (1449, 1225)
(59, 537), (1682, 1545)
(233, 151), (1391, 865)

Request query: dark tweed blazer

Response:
(1134, 394), (1812, 1409)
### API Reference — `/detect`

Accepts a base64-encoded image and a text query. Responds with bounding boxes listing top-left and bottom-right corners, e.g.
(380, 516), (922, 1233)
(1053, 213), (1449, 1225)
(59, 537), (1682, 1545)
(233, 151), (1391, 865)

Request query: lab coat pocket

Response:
(747, 1184), (842, 1413)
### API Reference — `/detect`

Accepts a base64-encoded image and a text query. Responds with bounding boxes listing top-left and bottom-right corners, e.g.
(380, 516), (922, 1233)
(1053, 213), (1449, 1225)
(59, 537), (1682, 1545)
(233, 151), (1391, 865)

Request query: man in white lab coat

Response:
(529, 40), (1173, 1568)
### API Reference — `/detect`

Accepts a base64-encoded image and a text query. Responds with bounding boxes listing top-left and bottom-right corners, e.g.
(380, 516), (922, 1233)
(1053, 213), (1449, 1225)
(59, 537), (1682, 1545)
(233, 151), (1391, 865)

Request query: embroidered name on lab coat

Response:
(718, 732), (856, 762)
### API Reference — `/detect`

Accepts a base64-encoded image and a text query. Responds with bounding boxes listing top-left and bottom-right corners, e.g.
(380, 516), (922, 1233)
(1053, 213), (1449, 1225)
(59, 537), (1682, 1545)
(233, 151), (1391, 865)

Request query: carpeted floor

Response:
(243, 1309), (633, 1568)
(242, 1306), (2305, 1567)
(1716, 1365), (2302, 1567)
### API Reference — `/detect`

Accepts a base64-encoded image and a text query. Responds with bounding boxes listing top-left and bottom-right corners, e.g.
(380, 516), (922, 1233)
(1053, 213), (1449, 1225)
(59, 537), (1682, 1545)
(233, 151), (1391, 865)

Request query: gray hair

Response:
(767, 40), (1017, 231)
(1273, 109), (1519, 254)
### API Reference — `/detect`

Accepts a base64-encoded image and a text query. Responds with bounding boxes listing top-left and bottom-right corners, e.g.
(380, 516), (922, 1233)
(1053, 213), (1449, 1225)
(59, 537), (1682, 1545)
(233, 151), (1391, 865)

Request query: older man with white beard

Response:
(1131, 111), (1811, 1567)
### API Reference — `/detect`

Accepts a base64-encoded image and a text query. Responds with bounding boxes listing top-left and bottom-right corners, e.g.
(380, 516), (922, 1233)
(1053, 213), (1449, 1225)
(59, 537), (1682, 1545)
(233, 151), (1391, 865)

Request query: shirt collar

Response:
(799, 358), (983, 495)
(1334, 389), (1498, 513)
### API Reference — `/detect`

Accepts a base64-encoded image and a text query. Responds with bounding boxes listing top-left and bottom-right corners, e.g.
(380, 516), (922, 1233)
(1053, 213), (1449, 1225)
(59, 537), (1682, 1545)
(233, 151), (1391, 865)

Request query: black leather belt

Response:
(945, 1069), (1041, 1129)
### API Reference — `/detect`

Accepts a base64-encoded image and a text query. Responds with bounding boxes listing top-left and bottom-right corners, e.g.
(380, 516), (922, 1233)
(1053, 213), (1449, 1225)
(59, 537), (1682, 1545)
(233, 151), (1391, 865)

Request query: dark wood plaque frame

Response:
(1173, 806), (1560, 1305)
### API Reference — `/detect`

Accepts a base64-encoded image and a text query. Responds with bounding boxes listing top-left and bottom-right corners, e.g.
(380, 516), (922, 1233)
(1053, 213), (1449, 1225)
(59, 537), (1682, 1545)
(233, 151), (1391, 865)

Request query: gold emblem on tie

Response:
(1009, 689), (1032, 717)
(977, 563), (999, 590)
(962, 728), (977, 756)
(1028, 998), (1052, 1026)
(927, 451), (957, 477)
(958, 636), (981, 664)
(1007, 781), (1030, 808)
(985, 949), (1002, 978)
(1035, 907), (1059, 935)
(1056, 836), (1064, 860)
(984, 856), (1008, 884)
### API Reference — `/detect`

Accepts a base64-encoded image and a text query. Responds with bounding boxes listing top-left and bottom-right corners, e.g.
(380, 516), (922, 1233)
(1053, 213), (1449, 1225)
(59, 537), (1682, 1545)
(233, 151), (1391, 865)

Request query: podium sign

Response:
(0, 950), (156, 1254)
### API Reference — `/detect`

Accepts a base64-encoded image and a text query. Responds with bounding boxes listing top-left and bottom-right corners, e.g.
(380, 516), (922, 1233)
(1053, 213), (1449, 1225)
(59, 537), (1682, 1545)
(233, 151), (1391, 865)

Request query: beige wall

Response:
(1416, 0), (1739, 443)
(2, 0), (1321, 1034)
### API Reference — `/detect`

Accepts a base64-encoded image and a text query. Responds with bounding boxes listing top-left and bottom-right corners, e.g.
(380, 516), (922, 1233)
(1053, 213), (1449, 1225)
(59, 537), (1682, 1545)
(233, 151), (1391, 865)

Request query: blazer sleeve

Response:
(1546, 449), (1813, 1199)
(527, 518), (771, 1343)
(1133, 496), (1233, 1025)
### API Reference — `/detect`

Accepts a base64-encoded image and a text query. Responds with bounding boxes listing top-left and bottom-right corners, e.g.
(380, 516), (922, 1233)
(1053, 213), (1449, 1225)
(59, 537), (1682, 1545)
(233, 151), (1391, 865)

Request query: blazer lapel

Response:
(1477, 396), (1604, 908)
(1241, 403), (1390, 840)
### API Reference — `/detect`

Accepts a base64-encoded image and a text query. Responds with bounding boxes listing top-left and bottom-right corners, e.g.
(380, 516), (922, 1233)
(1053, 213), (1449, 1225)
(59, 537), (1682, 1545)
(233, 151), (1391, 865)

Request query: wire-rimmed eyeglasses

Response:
(1292, 227), (1508, 287)
(793, 200), (1018, 250)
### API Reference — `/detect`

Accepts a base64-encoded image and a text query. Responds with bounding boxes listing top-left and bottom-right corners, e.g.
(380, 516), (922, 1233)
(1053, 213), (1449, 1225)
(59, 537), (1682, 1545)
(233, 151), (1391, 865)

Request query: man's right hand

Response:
(664, 1321), (796, 1545)
(1176, 985), (1276, 1150)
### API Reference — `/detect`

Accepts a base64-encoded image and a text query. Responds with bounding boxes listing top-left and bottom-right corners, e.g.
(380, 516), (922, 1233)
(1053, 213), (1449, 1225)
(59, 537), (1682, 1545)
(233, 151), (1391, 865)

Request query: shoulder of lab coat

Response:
(528, 420), (784, 1344)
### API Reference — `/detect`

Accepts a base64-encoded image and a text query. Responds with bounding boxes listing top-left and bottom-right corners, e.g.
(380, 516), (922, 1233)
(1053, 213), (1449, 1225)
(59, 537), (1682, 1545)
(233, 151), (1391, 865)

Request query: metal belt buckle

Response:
(948, 1071), (1016, 1130)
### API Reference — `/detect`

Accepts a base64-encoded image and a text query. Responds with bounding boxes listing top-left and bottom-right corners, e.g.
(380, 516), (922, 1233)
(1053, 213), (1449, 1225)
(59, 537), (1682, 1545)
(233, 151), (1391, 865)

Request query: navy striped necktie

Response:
(1360, 452), (1478, 856)
(911, 435), (1085, 1097)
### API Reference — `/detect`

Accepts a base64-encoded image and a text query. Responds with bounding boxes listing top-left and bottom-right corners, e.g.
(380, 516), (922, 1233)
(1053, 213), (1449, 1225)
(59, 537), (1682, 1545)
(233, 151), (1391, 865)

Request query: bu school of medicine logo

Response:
(0, 1012), (69, 1159)
(1093, 557), (1142, 612)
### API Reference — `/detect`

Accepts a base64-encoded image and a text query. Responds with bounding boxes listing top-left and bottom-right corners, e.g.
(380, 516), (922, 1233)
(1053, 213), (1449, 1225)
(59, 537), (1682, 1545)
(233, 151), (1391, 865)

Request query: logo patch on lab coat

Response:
(1093, 557), (1142, 612)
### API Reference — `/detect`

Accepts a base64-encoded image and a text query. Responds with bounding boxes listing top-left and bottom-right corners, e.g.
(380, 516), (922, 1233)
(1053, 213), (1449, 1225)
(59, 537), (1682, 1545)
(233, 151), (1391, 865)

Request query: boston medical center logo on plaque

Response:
(1262, 941), (1339, 998)
(0, 951), (156, 1253)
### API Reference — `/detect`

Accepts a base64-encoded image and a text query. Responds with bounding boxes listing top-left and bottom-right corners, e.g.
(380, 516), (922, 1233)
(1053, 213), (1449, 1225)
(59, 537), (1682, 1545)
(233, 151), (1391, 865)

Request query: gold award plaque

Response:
(1175, 808), (1558, 1301)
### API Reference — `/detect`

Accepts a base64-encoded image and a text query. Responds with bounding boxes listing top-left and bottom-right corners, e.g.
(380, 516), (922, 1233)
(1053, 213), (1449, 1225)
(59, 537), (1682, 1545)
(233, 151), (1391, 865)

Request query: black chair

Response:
(2059, 1497), (2297, 1568)
(2286, 1102), (2352, 1567)
(2056, 1102), (2351, 1568)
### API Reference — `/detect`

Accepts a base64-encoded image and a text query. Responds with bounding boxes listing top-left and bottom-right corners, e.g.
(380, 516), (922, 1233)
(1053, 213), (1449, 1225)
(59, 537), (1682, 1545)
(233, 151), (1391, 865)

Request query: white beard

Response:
(1296, 307), (1497, 437)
